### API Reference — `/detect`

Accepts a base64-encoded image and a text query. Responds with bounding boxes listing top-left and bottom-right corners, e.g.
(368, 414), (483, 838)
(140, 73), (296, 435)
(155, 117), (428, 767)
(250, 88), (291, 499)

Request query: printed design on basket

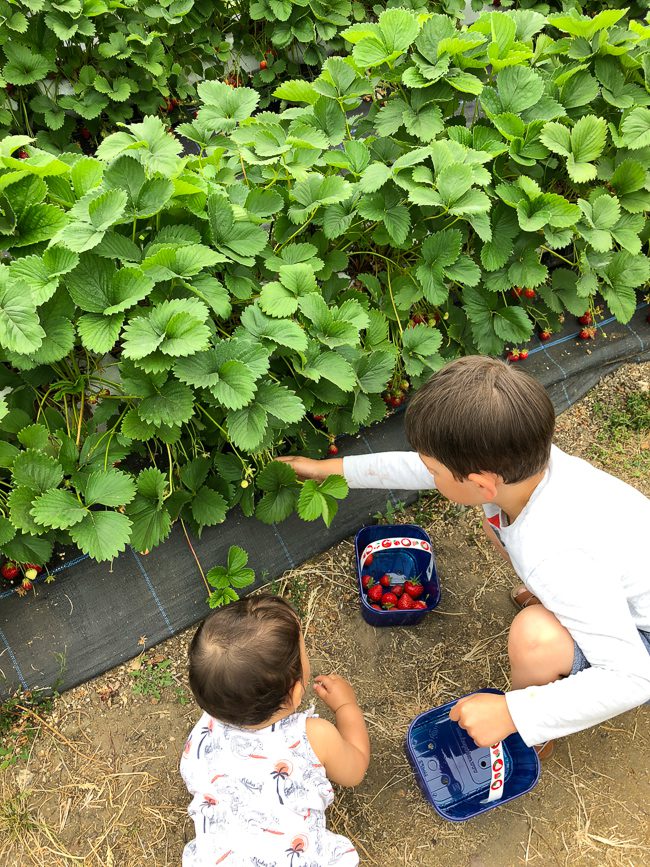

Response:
(481, 742), (505, 804)
(360, 538), (433, 579)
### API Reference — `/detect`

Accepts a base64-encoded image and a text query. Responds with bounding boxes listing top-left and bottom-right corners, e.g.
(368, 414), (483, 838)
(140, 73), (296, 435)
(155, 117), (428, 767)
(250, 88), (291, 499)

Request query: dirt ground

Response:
(1, 362), (649, 867)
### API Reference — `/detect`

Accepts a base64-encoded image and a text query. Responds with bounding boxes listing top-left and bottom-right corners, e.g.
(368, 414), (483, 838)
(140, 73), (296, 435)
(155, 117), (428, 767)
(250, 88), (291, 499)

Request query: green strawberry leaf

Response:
(30, 489), (87, 529)
(77, 313), (124, 354)
(254, 460), (300, 524)
(227, 403), (268, 452)
(137, 379), (195, 427)
(1, 532), (53, 566)
(69, 510), (132, 561)
(12, 450), (64, 493)
(191, 486), (228, 527)
(125, 494), (172, 552)
(0, 273), (45, 355)
(83, 468), (136, 507)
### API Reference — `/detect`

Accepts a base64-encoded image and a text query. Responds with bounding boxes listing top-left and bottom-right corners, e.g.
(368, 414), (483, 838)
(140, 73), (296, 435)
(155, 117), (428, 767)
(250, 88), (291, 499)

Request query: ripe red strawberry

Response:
(361, 574), (373, 590)
(365, 553), (373, 566)
(391, 585), (404, 598)
(507, 351), (520, 363)
(17, 150), (28, 159)
(511, 287), (523, 298)
(539, 330), (551, 341)
(523, 288), (536, 299)
(367, 584), (383, 603)
(312, 414), (324, 422)
(411, 313), (427, 325)
(1, 562), (19, 580)
(260, 60), (267, 69)
(579, 327), (595, 340)
(328, 443), (339, 455)
(80, 127), (91, 140)
(25, 563), (43, 574)
(519, 348), (529, 360)
(578, 312), (592, 326)
(381, 591), (398, 609)
(412, 600), (427, 610)
(370, 604), (381, 610)
(379, 574), (391, 587)
(404, 580), (424, 599)
(396, 593), (415, 610)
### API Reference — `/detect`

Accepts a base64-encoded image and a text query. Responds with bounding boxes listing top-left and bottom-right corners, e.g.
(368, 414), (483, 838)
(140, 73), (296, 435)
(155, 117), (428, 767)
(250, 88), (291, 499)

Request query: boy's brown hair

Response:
(405, 356), (555, 484)
(189, 595), (303, 726)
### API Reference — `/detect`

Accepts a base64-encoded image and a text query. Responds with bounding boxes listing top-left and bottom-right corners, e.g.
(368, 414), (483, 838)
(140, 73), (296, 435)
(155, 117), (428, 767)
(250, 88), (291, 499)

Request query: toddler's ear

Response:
(288, 677), (306, 710)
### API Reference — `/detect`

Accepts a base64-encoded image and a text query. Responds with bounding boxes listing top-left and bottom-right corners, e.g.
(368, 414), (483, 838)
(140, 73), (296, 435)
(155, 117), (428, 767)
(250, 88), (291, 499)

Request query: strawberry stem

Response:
(181, 518), (210, 594)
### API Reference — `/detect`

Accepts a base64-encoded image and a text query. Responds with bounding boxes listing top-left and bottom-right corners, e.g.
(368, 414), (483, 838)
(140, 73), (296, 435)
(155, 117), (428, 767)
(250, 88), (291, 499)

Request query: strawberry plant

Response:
(1, 3), (650, 567)
(206, 545), (255, 608)
(0, 0), (236, 148)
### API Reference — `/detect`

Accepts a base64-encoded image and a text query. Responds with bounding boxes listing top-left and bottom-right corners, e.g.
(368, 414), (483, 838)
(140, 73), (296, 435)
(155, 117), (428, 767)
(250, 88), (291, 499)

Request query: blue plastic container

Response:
(405, 689), (540, 821)
(355, 524), (440, 626)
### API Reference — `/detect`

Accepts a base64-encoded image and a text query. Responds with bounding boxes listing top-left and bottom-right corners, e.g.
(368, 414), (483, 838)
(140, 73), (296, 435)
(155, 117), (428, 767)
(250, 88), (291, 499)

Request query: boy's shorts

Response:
(572, 630), (650, 675)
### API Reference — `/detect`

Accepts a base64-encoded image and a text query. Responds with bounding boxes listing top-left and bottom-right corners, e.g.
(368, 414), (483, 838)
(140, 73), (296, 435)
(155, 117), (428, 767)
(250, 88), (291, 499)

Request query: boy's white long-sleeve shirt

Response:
(343, 446), (650, 746)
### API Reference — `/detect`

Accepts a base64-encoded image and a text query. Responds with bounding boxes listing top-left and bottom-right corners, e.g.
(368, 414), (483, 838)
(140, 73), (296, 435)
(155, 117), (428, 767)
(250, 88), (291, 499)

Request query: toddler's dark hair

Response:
(188, 595), (303, 726)
(405, 355), (555, 484)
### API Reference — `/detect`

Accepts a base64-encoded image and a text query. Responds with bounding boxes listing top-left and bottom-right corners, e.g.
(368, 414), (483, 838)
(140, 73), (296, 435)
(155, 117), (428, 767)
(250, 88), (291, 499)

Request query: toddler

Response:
(181, 594), (370, 866)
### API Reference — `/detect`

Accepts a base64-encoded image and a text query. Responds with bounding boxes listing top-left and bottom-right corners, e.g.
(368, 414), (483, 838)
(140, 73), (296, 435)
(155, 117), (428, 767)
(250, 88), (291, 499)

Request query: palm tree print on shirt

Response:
(286, 834), (308, 866)
(271, 760), (293, 805)
(199, 794), (217, 833)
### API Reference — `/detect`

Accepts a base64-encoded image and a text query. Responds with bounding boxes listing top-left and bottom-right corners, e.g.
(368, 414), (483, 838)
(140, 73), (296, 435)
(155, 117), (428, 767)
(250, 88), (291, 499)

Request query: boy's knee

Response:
(508, 606), (568, 660)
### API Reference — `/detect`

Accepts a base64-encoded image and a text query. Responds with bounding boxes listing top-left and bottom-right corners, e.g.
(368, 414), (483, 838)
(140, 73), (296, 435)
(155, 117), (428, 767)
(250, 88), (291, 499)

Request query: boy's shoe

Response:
(534, 740), (555, 760)
(510, 585), (541, 610)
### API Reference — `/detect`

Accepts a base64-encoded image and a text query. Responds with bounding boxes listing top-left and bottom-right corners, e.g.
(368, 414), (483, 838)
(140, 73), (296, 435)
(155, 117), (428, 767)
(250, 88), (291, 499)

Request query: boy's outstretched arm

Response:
(277, 452), (435, 490)
(276, 455), (343, 481)
(306, 673), (370, 787)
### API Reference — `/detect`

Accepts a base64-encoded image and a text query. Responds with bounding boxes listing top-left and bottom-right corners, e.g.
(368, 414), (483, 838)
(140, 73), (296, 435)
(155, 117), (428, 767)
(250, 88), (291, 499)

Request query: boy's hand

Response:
(314, 674), (359, 713)
(275, 455), (341, 481)
(449, 693), (516, 748)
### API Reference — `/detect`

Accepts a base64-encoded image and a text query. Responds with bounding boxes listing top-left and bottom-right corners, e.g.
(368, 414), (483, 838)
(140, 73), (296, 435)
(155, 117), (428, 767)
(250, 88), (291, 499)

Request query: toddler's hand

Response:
(275, 455), (329, 481)
(314, 674), (359, 713)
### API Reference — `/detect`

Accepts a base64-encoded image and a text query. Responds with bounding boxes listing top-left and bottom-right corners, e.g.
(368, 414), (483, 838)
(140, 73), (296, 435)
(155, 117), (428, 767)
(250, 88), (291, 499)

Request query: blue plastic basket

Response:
(405, 688), (540, 821)
(355, 524), (440, 626)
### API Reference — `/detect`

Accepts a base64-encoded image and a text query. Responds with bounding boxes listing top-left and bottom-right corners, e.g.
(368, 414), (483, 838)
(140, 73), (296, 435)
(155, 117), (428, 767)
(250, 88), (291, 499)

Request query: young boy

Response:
(278, 356), (650, 752)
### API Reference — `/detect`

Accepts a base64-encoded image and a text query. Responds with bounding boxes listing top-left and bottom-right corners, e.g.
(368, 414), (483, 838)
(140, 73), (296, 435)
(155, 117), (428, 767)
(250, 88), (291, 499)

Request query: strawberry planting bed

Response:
(1, 305), (649, 700)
